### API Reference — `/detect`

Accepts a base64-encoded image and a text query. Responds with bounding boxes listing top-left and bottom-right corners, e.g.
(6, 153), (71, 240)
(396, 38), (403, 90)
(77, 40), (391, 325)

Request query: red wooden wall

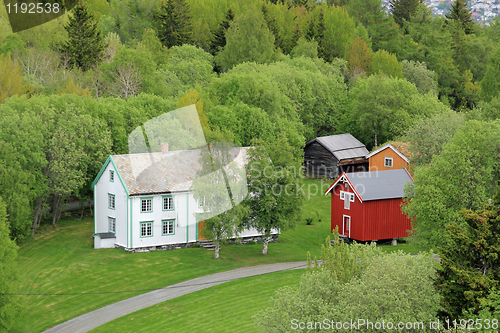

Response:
(330, 183), (412, 241)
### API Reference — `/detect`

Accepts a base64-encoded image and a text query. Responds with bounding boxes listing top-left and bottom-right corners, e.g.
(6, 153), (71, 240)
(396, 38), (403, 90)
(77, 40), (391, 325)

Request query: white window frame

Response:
(108, 216), (116, 233)
(141, 198), (153, 213)
(162, 219), (175, 235)
(162, 196), (174, 211)
(140, 221), (153, 237)
(342, 215), (351, 238)
(108, 193), (115, 209)
(384, 157), (393, 167)
(339, 191), (355, 202)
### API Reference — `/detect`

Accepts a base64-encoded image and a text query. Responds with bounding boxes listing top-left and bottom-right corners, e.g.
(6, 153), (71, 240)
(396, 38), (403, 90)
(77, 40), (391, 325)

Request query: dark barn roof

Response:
(345, 169), (413, 201)
(305, 133), (368, 161)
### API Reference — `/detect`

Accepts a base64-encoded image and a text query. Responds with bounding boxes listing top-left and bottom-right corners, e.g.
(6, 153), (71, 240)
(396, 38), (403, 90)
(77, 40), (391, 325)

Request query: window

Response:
(141, 198), (152, 213)
(344, 195), (351, 210)
(384, 157), (393, 167)
(162, 219), (175, 235)
(109, 170), (114, 182)
(108, 217), (116, 233)
(339, 191), (354, 202)
(163, 196), (174, 211)
(108, 194), (115, 209)
(140, 221), (153, 237)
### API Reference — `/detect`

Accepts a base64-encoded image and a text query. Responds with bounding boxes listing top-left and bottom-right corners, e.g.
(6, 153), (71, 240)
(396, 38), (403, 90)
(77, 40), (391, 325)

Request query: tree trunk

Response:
(214, 240), (220, 259)
(261, 237), (269, 255)
(374, 131), (378, 148)
(32, 195), (44, 235)
(52, 194), (60, 226)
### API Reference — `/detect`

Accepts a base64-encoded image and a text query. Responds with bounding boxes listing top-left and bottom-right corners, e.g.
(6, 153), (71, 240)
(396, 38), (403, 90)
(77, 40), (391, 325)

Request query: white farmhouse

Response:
(92, 145), (276, 250)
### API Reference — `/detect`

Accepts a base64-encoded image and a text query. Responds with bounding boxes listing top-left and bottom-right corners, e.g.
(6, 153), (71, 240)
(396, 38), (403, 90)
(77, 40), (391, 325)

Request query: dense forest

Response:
(1, 0), (500, 327)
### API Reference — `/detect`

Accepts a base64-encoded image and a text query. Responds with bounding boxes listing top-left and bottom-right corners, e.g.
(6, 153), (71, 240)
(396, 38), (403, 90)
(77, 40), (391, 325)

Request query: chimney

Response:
(161, 143), (169, 154)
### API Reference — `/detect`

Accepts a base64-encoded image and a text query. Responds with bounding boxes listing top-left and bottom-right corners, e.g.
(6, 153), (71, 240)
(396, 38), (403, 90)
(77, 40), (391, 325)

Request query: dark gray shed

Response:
(304, 133), (369, 179)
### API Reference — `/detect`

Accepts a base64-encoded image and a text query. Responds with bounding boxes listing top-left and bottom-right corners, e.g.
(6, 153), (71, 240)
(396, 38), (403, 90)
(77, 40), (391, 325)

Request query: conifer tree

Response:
(262, 4), (283, 51)
(446, 0), (474, 35)
(389, 0), (424, 28)
(60, 2), (106, 71)
(155, 0), (192, 48)
(209, 7), (235, 56)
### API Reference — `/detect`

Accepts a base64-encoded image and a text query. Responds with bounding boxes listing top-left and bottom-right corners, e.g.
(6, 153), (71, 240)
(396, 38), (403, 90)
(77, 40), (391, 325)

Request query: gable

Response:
(92, 156), (129, 196)
(366, 143), (410, 164)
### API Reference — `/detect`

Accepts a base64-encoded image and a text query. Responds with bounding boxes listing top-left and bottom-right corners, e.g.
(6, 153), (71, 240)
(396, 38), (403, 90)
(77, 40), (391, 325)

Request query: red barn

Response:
(324, 169), (413, 242)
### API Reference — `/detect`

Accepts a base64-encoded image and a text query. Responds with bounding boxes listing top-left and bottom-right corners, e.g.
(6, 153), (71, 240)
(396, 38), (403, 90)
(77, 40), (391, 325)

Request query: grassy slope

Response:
(13, 178), (417, 332)
(90, 269), (305, 333)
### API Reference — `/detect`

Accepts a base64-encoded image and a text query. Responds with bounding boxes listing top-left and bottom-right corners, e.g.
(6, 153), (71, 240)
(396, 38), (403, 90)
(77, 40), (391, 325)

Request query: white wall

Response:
(94, 161), (127, 248)
(131, 192), (199, 248)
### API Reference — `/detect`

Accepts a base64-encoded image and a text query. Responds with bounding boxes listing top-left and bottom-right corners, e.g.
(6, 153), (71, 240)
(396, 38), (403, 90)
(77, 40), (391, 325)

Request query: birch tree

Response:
(246, 136), (303, 255)
(192, 143), (248, 259)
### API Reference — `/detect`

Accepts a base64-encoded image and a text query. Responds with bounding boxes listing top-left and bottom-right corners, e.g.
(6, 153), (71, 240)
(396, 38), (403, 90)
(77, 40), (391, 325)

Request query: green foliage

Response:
(0, 197), (21, 331)
(390, 0), (424, 28)
(0, 54), (33, 103)
(159, 44), (215, 90)
(255, 236), (439, 331)
(347, 36), (372, 75)
(155, 0), (192, 48)
(289, 37), (318, 59)
(403, 120), (500, 249)
(405, 110), (464, 165)
(476, 96), (500, 121)
(60, 2), (106, 71)
(209, 7), (235, 56)
(402, 60), (438, 95)
(215, 7), (276, 71)
(102, 0), (157, 44)
(371, 49), (403, 78)
(331, 251), (439, 327)
(481, 47), (500, 103)
(446, 0), (474, 35)
(0, 95), (112, 230)
(0, 141), (34, 241)
(0, 34), (24, 55)
(436, 205), (500, 318)
(347, 74), (445, 148)
(139, 29), (168, 65)
(246, 136), (304, 254)
(321, 5), (356, 61)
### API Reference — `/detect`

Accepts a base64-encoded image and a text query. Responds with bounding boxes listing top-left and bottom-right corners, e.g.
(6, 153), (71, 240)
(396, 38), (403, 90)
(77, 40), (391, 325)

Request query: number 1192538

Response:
(6, 2), (60, 14)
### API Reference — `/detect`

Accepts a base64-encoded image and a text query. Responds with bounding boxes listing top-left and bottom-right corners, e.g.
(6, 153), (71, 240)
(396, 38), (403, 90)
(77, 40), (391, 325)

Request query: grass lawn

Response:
(13, 178), (418, 332)
(90, 269), (305, 333)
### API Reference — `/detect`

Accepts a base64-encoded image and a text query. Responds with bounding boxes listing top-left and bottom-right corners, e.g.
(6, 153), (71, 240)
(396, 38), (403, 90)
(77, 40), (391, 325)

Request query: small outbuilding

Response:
(324, 169), (413, 242)
(366, 143), (410, 171)
(304, 133), (369, 179)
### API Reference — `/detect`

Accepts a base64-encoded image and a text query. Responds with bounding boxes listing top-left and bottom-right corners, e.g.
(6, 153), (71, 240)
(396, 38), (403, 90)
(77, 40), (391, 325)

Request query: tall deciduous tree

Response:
(402, 60), (438, 95)
(215, 8), (276, 71)
(403, 120), (500, 249)
(436, 203), (500, 318)
(0, 197), (21, 330)
(0, 54), (33, 103)
(347, 36), (372, 75)
(481, 47), (500, 103)
(155, 0), (192, 48)
(389, 0), (423, 28)
(371, 49), (403, 78)
(192, 143), (249, 259)
(446, 0), (474, 35)
(60, 2), (106, 71)
(246, 136), (304, 255)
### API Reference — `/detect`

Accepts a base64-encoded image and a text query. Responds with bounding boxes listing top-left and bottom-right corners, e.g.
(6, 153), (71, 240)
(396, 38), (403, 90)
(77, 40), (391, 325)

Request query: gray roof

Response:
(306, 133), (368, 160)
(111, 147), (248, 195)
(345, 169), (413, 201)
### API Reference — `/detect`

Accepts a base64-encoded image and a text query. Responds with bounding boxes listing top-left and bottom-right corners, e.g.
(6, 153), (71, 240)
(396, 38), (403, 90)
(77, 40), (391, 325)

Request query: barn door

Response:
(342, 215), (351, 238)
